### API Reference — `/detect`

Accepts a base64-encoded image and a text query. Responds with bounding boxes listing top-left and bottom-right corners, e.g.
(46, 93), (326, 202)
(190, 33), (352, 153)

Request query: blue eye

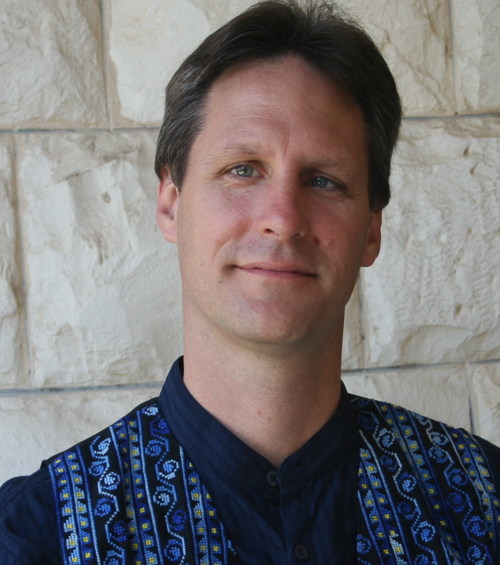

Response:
(311, 176), (333, 188)
(231, 164), (255, 177)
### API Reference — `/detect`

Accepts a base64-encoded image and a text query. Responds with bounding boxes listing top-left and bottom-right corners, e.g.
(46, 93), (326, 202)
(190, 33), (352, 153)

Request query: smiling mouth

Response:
(236, 263), (316, 279)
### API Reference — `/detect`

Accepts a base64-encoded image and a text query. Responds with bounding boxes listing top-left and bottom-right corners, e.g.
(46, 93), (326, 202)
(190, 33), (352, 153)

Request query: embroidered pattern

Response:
(353, 396), (500, 564)
(49, 401), (238, 565)
(49, 396), (499, 564)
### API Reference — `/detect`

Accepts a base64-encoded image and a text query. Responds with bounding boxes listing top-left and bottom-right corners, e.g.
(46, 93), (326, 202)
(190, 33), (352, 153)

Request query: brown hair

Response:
(155, 0), (401, 210)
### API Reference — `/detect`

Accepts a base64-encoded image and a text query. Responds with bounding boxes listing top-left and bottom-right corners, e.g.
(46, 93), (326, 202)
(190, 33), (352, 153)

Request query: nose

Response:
(256, 177), (307, 241)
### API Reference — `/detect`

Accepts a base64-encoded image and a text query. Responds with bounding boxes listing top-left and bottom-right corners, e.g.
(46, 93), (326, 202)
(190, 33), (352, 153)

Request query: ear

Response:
(361, 209), (382, 267)
(157, 167), (180, 244)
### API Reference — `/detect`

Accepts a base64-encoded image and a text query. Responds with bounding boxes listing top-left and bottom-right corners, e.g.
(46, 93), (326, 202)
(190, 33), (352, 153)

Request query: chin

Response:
(231, 319), (333, 352)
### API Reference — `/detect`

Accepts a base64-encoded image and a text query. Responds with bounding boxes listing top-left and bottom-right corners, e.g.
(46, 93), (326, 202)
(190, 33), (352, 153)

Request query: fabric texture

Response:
(1, 359), (499, 564)
(48, 401), (238, 565)
(158, 358), (361, 564)
(45, 398), (500, 565)
(354, 397), (500, 564)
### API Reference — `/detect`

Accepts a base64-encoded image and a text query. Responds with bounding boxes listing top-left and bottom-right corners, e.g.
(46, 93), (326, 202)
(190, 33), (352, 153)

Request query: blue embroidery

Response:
(50, 450), (96, 564)
(353, 397), (500, 564)
(49, 396), (499, 564)
(49, 401), (238, 564)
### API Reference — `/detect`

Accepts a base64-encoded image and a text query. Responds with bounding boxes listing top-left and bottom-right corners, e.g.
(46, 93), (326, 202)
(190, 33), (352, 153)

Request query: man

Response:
(1, 1), (499, 564)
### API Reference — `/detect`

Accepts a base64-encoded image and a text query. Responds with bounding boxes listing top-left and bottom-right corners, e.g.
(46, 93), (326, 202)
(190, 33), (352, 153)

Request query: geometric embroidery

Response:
(352, 396), (500, 565)
(49, 400), (238, 565)
(49, 395), (499, 564)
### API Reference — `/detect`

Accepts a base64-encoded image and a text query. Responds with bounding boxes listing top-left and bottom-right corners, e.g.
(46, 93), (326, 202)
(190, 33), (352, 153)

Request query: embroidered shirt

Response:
(0, 357), (499, 564)
(160, 358), (360, 564)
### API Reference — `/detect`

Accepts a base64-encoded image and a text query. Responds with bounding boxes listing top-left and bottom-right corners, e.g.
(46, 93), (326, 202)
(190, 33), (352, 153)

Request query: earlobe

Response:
(157, 167), (180, 244)
(361, 209), (382, 267)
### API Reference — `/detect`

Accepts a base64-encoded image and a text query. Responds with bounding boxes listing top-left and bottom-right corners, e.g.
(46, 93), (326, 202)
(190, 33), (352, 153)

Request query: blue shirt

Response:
(161, 358), (360, 564)
(0, 358), (359, 564)
(1, 358), (499, 564)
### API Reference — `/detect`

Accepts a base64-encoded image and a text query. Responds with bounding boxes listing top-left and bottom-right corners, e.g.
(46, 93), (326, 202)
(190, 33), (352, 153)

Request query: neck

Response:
(182, 321), (344, 468)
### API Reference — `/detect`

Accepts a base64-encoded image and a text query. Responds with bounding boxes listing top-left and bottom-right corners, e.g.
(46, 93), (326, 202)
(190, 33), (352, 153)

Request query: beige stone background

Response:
(0, 0), (499, 484)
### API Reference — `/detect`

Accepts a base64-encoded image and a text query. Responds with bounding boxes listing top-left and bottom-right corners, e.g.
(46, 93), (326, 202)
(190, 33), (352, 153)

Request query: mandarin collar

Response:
(158, 357), (358, 493)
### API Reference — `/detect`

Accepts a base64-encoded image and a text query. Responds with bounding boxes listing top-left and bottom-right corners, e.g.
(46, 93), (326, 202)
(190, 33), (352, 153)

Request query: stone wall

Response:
(0, 0), (498, 484)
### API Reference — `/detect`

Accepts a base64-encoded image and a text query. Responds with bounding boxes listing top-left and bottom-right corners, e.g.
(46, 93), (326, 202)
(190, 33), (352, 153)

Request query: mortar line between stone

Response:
(341, 358), (500, 375)
(11, 135), (33, 389)
(0, 126), (160, 136)
(447, 0), (458, 114)
(99, 0), (113, 130)
(464, 362), (476, 435)
(0, 382), (163, 397)
(356, 275), (368, 368)
(1, 358), (499, 398)
(402, 112), (500, 122)
(0, 113), (499, 137)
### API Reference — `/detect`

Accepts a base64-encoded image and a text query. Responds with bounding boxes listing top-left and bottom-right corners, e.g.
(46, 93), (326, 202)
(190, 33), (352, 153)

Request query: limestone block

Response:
(108, 0), (258, 125)
(0, 386), (161, 485)
(0, 138), (23, 387)
(109, 0), (209, 125)
(343, 364), (470, 430)
(468, 363), (500, 446)
(341, 283), (362, 370)
(188, 0), (257, 23)
(19, 131), (182, 387)
(109, 0), (452, 123)
(343, 0), (452, 116)
(452, 0), (500, 112)
(0, 0), (106, 128)
(361, 117), (500, 367)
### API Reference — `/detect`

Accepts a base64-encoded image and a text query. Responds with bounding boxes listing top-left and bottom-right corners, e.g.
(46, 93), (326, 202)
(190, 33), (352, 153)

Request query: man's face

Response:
(158, 55), (381, 352)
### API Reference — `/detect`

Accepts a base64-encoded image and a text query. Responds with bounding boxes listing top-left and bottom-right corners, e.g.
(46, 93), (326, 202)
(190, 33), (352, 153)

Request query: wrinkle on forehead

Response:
(190, 54), (368, 185)
(210, 54), (359, 115)
(203, 56), (365, 141)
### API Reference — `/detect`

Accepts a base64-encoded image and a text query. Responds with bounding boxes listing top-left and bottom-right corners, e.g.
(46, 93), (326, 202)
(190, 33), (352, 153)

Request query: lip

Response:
(236, 262), (316, 278)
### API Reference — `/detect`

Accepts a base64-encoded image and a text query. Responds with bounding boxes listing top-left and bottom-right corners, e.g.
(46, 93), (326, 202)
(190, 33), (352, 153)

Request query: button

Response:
(266, 469), (278, 487)
(294, 544), (310, 561)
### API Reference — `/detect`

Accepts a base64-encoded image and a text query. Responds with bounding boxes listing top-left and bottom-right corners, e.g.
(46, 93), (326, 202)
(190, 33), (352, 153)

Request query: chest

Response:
(49, 401), (499, 564)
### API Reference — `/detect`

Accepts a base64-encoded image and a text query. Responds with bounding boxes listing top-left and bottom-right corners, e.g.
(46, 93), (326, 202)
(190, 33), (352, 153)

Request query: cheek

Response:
(176, 200), (239, 267)
(318, 213), (371, 257)
(215, 187), (257, 224)
(211, 195), (255, 244)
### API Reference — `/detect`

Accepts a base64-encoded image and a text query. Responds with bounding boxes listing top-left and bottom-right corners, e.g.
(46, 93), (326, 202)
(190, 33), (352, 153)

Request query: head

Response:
(155, 0), (401, 211)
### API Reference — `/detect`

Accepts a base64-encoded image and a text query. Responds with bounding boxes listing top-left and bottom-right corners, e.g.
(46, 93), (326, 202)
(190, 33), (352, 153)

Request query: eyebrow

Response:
(219, 144), (266, 157)
(203, 144), (266, 168)
(206, 143), (348, 170)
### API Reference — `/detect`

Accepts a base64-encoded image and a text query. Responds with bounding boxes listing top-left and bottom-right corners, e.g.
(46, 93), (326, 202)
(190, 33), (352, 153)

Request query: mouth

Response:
(236, 262), (316, 279)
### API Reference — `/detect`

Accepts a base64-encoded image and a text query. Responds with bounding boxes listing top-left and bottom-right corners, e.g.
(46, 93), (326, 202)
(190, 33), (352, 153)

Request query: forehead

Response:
(190, 55), (367, 171)
(206, 54), (360, 120)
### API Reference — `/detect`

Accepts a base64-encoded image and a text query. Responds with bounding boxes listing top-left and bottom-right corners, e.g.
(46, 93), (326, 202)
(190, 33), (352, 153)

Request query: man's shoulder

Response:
(40, 391), (231, 565)
(350, 392), (496, 438)
(349, 392), (500, 492)
(44, 395), (167, 503)
(349, 393), (499, 460)
(349, 393), (500, 561)
(46, 395), (162, 465)
(0, 465), (59, 563)
(0, 395), (162, 564)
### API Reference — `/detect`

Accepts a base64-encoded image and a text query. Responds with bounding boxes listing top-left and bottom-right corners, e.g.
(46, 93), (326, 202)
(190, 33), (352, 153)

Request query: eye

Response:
(230, 164), (257, 178)
(310, 176), (334, 189)
(310, 175), (345, 192)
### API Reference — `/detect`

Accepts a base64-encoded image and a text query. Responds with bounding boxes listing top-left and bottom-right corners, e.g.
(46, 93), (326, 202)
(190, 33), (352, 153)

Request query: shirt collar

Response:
(158, 357), (359, 492)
